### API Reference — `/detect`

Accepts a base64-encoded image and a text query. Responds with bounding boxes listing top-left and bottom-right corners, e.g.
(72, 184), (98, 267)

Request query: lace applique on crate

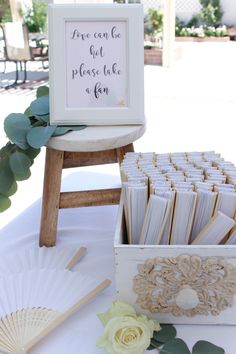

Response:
(133, 255), (236, 317)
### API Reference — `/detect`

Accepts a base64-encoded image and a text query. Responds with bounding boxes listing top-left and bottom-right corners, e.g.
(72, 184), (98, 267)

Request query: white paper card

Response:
(65, 21), (128, 109)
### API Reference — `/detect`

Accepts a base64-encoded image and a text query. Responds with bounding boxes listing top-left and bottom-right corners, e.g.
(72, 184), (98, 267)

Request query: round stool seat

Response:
(47, 125), (145, 152)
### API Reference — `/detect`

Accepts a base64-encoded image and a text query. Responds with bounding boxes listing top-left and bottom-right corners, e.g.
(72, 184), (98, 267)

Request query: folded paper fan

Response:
(0, 245), (86, 275)
(0, 269), (110, 354)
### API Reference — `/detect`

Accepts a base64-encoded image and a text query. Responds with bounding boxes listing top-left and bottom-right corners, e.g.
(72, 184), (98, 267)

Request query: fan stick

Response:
(25, 279), (111, 352)
(66, 247), (87, 269)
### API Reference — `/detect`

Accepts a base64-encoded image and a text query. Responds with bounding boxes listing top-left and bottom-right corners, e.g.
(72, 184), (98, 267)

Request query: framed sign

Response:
(49, 4), (145, 125)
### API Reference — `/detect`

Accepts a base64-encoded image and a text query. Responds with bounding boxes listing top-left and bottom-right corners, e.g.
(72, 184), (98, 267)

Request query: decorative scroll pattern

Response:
(133, 255), (236, 317)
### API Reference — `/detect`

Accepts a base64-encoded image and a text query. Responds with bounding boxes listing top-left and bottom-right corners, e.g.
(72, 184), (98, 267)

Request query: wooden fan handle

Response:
(66, 247), (87, 269)
(24, 279), (111, 352)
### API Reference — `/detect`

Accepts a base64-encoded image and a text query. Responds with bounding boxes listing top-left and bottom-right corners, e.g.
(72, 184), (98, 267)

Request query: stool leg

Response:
(39, 148), (64, 247)
(116, 143), (134, 164)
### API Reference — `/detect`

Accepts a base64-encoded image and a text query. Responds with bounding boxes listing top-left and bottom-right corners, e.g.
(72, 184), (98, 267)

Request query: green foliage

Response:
(176, 0), (224, 35)
(52, 125), (86, 137)
(0, 195), (11, 212)
(184, 0), (223, 29)
(0, 86), (86, 212)
(175, 17), (188, 36)
(0, 0), (12, 22)
(9, 151), (32, 181)
(30, 95), (49, 116)
(200, 0), (223, 25)
(147, 324), (225, 354)
(36, 85), (49, 98)
(27, 126), (56, 148)
(175, 9), (227, 38)
(0, 154), (15, 194)
(23, 0), (47, 33)
(160, 338), (191, 354)
(199, 2), (223, 27)
(153, 324), (177, 343)
(187, 14), (201, 28)
(148, 325), (177, 350)
(4, 114), (31, 150)
(4, 181), (17, 197)
(204, 26), (227, 36)
(175, 24), (227, 38)
(144, 8), (163, 37)
(24, 147), (41, 162)
(192, 341), (225, 354)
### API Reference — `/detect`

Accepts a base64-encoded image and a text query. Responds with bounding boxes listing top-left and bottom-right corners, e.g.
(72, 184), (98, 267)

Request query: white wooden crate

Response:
(114, 201), (236, 325)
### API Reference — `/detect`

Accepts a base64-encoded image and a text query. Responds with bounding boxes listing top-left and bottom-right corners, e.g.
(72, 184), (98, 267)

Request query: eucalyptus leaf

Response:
(147, 344), (156, 350)
(35, 114), (49, 123)
(0, 84), (87, 213)
(36, 86), (49, 98)
(0, 160), (15, 195)
(27, 126), (57, 148)
(24, 107), (33, 117)
(192, 341), (225, 354)
(52, 125), (87, 137)
(0, 194), (11, 212)
(52, 127), (74, 137)
(2, 181), (17, 197)
(147, 338), (163, 350)
(30, 96), (49, 116)
(153, 325), (177, 344)
(0, 142), (14, 159)
(4, 113), (31, 150)
(71, 125), (87, 131)
(159, 338), (190, 354)
(24, 147), (41, 163)
(9, 151), (32, 181)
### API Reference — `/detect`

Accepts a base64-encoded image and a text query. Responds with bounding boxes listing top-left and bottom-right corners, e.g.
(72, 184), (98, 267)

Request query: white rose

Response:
(97, 315), (155, 354)
(97, 301), (136, 326)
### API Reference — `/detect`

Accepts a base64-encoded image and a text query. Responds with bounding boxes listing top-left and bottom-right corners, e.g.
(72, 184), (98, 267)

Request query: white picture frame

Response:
(48, 4), (145, 126)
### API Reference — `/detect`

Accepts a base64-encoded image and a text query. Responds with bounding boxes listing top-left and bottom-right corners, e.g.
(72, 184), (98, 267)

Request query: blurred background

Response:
(0, 0), (236, 228)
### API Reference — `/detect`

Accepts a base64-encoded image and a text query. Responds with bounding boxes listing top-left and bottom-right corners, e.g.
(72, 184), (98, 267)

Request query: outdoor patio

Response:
(0, 40), (236, 228)
(0, 32), (236, 354)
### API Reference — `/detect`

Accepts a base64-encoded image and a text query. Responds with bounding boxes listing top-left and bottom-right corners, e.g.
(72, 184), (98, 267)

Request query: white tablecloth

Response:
(0, 171), (235, 354)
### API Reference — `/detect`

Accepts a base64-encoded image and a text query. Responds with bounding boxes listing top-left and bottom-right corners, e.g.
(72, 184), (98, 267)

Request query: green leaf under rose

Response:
(147, 325), (177, 350)
(159, 338), (191, 354)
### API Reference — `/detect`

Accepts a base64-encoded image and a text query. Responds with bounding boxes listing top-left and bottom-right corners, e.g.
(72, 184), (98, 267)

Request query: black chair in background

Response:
(1, 22), (48, 86)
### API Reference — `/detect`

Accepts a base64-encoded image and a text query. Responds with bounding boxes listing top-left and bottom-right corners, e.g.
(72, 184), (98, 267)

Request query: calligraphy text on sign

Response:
(65, 21), (127, 109)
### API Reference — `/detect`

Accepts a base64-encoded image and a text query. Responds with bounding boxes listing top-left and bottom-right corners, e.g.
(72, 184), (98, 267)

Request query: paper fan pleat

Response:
(0, 269), (108, 354)
(0, 269), (95, 314)
(0, 246), (85, 276)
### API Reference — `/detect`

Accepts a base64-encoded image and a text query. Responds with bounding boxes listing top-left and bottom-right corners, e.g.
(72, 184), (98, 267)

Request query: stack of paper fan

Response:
(0, 246), (110, 354)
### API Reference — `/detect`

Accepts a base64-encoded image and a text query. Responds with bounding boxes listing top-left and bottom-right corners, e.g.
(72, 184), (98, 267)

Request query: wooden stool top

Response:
(47, 125), (145, 152)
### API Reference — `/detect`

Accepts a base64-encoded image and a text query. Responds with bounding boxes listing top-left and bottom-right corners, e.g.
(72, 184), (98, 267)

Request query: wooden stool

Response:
(39, 125), (145, 246)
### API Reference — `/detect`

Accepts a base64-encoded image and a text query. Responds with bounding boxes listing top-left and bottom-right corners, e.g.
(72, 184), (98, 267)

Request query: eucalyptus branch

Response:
(147, 326), (225, 354)
(0, 86), (86, 212)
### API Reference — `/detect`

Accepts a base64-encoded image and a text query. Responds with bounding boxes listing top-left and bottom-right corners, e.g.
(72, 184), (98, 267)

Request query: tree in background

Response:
(188, 0), (223, 27)
(0, 0), (12, 22)
(199, 0), (223, 27)
(144, 8), (163, 37)
(23, 0), (47, 33)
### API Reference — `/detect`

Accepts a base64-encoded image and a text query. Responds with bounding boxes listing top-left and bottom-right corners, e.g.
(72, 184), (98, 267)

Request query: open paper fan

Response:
(0, 245), (86, 275)
(0, 269), (110, 354)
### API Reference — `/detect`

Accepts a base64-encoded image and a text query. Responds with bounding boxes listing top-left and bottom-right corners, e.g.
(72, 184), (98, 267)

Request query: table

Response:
(0, 171), (235, 354)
